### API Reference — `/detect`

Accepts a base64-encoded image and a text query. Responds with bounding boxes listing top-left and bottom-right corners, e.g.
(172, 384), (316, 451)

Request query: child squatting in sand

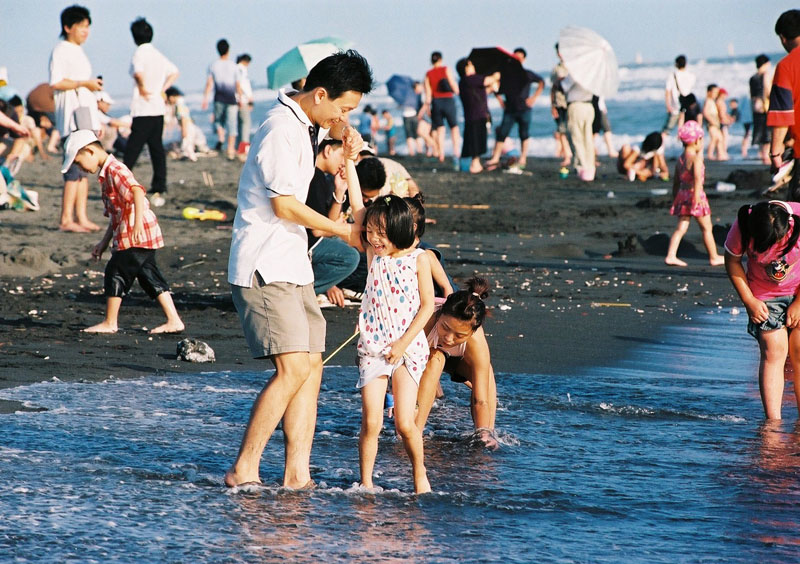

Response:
(61, 130), (184, 334)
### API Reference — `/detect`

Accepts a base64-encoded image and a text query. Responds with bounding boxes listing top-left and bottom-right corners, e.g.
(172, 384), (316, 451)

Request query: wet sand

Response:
(0, 151), (771, 413)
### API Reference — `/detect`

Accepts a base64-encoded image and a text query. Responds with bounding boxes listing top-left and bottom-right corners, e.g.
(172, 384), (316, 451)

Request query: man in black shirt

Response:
(485, 47), (544, 172)
(305, 139), (361, 305)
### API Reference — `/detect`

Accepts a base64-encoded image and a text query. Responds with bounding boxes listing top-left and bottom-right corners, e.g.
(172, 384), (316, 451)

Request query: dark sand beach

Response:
(0, 152), (772, 413)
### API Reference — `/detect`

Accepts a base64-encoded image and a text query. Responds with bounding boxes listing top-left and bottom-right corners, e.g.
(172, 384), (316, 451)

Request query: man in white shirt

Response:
(49, 4), (103, 233)
(225, 50), (374, 489)
(123, 18), (178, 205)
(662, 55), (698, 135)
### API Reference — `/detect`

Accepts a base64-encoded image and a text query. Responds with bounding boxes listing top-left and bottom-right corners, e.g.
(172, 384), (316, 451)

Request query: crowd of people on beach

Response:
(0, 5), (500, 494)
(7, 3), (800, 490)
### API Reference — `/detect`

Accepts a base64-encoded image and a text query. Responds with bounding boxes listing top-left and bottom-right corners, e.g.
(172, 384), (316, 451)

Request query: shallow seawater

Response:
(3, 310), (800, 562)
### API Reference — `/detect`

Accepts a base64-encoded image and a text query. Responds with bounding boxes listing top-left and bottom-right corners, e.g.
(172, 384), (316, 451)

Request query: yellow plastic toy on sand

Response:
(182, 206), (227, 221)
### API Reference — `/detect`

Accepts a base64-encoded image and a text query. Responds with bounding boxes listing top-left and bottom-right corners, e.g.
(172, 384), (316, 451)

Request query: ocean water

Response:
(3, 309), (800, 562)
(156, 52), (784, 161)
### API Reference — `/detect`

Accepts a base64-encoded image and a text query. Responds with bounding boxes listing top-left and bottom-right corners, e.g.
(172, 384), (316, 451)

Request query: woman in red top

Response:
(422, 51), (460, 163)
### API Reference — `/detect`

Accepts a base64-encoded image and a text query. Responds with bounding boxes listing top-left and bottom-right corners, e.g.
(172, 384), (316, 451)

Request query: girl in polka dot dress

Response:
(356, 195), (435, 494)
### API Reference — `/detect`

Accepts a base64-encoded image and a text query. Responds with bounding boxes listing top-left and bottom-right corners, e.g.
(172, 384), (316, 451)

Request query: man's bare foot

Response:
(414, 475), (432, 495)
(78, 220), (101, 232)
(224, 466), (261, 488)
(709, 256), (725, 266)
(665, 257), (688, 267)
(83, 322), (118, 333)
(60, 222), (91, 233)
(149, 321), (185, 334)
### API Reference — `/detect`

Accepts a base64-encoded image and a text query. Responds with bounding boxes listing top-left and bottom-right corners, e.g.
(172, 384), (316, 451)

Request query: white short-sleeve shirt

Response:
(665, 69), (697, 113)
(49, 40), (101, 138)
(228, 90), (328, 287)
(129, 43), (178, 117)
(236, 63), (253, 103)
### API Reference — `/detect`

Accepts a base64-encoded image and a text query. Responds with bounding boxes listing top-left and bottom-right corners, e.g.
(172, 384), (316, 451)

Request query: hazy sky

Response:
(1, 0), (795, 99)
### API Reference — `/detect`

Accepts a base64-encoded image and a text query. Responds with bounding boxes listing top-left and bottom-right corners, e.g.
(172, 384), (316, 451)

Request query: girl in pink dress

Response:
(725, 201), (800, 419)
(356, 195), (434, 494)
(665, 120), (725, 267)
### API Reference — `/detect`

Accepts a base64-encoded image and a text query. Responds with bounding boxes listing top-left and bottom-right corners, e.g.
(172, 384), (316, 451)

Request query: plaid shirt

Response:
(98, 155), (164, 252)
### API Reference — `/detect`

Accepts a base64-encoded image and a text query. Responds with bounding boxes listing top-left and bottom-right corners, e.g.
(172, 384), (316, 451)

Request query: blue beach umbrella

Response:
(386, 75), (416, 108)
(267, 37), (354, 89)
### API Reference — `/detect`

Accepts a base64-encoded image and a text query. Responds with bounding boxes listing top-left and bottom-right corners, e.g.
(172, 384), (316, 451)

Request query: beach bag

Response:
(437, 77), (453, 94)
(674, 73), (700, 121)
(70, 88), (95, 131)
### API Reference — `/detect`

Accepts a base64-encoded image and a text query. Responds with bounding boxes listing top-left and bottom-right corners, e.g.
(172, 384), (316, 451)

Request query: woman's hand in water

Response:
(744, 297), (769, 324)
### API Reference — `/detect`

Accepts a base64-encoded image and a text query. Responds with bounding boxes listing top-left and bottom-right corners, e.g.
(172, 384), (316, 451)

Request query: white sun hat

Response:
(61, 129), (100, 173)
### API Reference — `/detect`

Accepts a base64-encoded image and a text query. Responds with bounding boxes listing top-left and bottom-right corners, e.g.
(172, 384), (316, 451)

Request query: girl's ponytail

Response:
(440, 276), (490, 330)
(782, 213), (800, 256)
(737, 204), (752, 253)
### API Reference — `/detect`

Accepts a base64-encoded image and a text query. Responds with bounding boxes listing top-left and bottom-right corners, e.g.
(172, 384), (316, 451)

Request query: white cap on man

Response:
(61, 130), (100, 173)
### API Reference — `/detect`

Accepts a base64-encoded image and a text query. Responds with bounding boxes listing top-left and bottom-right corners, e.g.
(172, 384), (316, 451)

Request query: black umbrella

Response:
(468, 47), (524, 79)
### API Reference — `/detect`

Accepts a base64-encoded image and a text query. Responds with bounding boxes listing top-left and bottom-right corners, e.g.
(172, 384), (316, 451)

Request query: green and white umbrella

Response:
(267, 37), (353, 89)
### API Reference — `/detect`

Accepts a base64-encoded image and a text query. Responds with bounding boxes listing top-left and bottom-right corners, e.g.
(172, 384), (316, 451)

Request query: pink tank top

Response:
(426, 301), (468, 358)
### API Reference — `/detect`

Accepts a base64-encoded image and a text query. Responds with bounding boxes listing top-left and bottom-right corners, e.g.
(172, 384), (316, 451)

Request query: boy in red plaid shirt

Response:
(61, 130), (184, 334)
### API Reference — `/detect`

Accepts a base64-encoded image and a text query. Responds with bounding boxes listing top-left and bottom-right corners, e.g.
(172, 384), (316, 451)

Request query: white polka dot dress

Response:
(357, 248), (429, 388)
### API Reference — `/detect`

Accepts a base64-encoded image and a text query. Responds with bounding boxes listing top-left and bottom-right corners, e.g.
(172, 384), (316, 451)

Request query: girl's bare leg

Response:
(393, 366), (431, 494)
(696, 215), (724, 265)
(665, 216), (691, 266)
(359, 376), (388, 489)
(759, 329), (789, 420)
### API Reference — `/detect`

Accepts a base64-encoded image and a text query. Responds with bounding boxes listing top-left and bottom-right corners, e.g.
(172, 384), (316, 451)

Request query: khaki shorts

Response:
(231, 274), (326, 358)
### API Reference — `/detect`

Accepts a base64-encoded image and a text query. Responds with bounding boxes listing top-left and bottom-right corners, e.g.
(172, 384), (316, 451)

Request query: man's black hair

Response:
(776, 10), (800, 40)
(217, 39), (229, 56)
(355, 157), (386, 191)
(130, 18), (153, 45)
(60, 5), (90, 38)
(165, 86), (183, 98)
(755, 54), (770, 68)
(8, 95), (23, 108)
(236, 53), (252, 64)
(303, 50), (374, 100)
(318, 138), (343, 154)
(363, 195), (415, 250)
(455, 58), (469, 79)
(514, 47), (527, 58)
(675, 55), (687, 69)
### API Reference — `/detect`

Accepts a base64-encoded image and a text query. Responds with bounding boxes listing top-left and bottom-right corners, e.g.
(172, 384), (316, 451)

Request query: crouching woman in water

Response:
(415, 276), (498, 448)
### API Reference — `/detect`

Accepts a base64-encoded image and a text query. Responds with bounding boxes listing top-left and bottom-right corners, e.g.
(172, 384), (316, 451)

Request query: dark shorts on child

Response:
(403, 116), (418, 139)
(105, 247), (170, 299)
(747, 295), (794, 339)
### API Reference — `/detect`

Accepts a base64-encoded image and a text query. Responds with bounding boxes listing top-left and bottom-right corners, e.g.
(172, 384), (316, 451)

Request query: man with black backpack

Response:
(662, 55), (699, 138)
